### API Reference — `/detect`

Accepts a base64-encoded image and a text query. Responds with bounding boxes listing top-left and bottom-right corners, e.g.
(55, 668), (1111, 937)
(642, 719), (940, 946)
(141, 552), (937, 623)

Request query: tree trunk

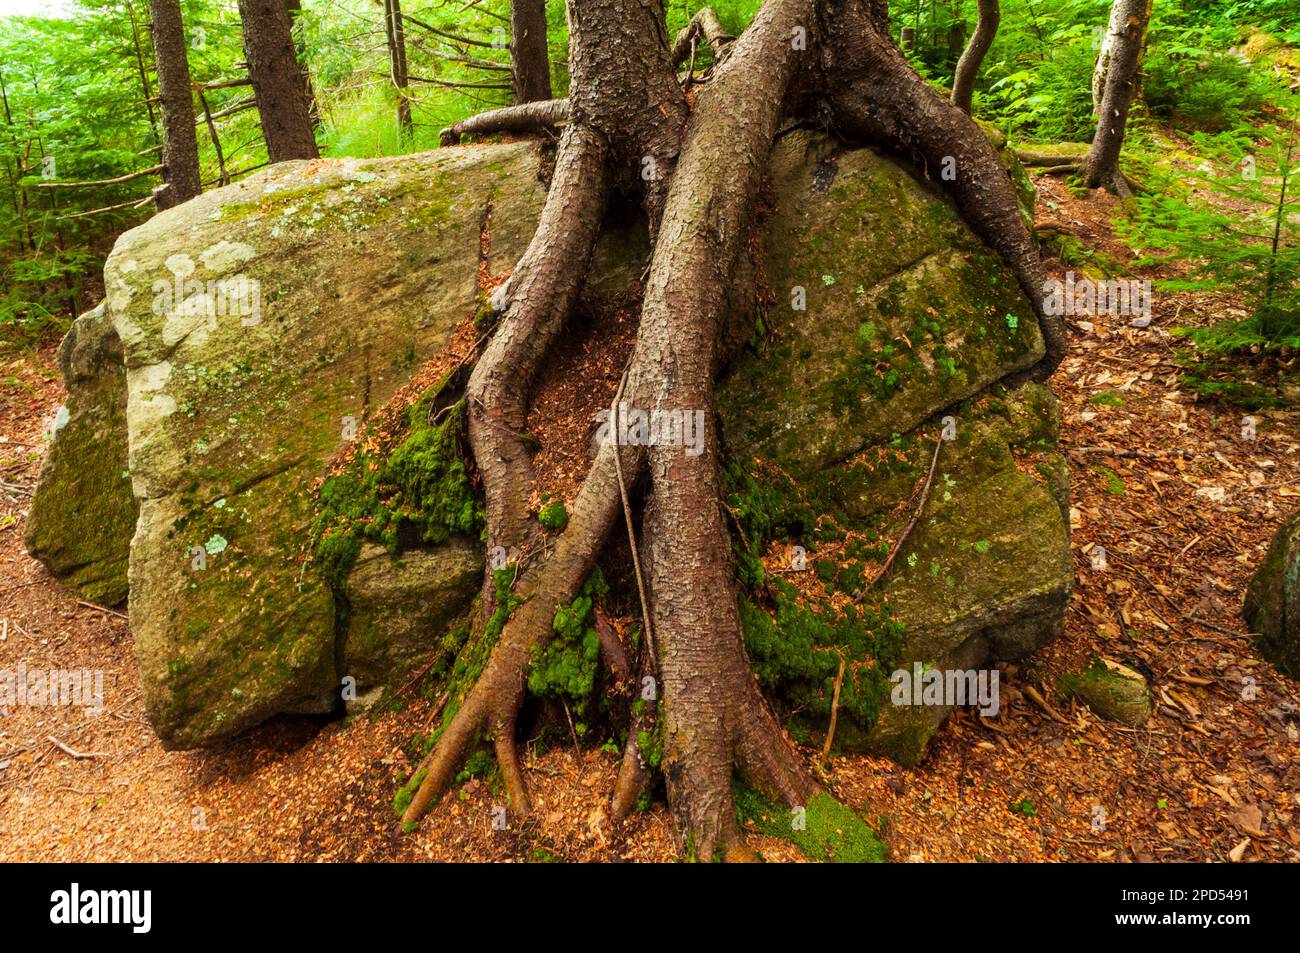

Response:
(383, 0), (412, 133)
(951, 0), (998, 115)
(1084, 0), (1148, 190)
(238, 0), (319, 162)
(147, 0), (202, 210)
(510, 0), (552, 103)
(1090, 0), (1123, 116)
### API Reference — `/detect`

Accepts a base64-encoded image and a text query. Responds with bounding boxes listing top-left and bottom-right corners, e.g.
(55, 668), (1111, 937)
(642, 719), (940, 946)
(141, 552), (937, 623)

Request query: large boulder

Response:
(99, 145), (546, 747)
(29, 133), (1071, 757)
(1245, 509), (1300, 678)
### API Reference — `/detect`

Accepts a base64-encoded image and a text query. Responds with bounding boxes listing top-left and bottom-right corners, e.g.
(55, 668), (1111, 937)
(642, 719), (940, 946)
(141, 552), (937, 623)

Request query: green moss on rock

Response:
(1059, 658), (1152, 726)
(25, 302), (137, 605)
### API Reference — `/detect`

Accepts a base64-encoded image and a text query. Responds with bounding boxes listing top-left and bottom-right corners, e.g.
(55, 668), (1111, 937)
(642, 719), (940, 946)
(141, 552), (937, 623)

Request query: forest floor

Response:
(1, 163), (1298, 863)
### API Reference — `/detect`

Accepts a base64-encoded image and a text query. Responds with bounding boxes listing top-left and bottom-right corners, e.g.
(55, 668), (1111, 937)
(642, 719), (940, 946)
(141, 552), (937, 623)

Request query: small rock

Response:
(1059, 658), (1153, 726)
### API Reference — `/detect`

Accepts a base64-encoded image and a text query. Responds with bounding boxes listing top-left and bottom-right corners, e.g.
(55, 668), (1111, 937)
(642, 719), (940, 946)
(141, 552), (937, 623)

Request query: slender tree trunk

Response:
(510, 0), (552, 103)
(238, 0), (319, 162)
(383, 0), (412, 133)
(1090, 0), (1122, 116)
(147, 0), (202, 210)
(198, 88), (229, 187)
(951, 0), (998, 114)
(0, 69), (31, 252)
(126, 0), (161, 146)
(1084, 0), (1148, 190)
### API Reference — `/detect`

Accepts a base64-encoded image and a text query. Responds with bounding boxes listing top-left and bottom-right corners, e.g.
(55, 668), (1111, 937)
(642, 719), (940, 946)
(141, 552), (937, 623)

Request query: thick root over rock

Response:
(398, 0), (1063, 860)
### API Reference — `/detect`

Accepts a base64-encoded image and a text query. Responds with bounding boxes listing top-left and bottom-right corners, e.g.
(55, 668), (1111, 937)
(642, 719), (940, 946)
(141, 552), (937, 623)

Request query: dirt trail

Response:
(1, 171), (1297, 862)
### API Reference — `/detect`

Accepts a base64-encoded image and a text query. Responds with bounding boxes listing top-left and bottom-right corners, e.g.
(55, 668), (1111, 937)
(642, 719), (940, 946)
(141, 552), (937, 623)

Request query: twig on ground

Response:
(820, 651), (846, 767)
(47, 737), (109, 760)
(76, 600), (128, 620)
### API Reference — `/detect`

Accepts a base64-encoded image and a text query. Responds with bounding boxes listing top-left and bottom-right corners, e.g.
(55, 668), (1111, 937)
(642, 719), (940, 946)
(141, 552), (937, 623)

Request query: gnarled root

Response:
(401, 437), (640, 825)
(401, 0), (1057, 861)
(466, 122), (607, 570)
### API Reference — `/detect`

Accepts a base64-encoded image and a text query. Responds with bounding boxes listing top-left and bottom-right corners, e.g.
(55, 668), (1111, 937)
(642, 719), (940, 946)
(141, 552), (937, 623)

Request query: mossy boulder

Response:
(25, 301), (137, 606)
(99, 145), (547, 748)
(735, 383), (1073, 766)
(1245, 509), (1300, 678)
(717, 131), (1071, 765)
(344, 539), (482, 691)
(31, 134), (1070, 754)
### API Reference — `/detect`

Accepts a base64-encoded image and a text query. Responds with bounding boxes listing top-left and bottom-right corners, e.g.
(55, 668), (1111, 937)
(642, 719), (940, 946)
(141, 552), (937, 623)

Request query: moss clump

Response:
(740, 582), (903, 737)
(724, 456), (906, 744)
(1095, 465), (1126, 496)
(310, 389), (484, 591)
(526, 570), (608, 725)
(537, 499), (569, 532)
(455, 749), (497, 785)
(633, 701), (665, 772)
(734, 785), (887, 863)
(392, 769), (425, 819)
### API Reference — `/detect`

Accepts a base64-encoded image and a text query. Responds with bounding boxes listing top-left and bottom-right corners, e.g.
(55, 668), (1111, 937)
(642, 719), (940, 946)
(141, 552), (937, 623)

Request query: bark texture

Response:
(238, 0), (319, 162)
(511, 0), (553, 103)
(439, 98), (570, 145)
(148, 0), (202, 209)
(951, 0), (999, 115)
(1084, 0), (1149, 190)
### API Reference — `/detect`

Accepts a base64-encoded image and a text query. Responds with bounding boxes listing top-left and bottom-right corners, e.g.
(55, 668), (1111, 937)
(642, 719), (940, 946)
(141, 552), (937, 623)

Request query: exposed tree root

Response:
(401, 0), (1066, 860)
(438, 98), (571, 146)
(466, 122), (607, 577)
(821, 0), (1065, 380)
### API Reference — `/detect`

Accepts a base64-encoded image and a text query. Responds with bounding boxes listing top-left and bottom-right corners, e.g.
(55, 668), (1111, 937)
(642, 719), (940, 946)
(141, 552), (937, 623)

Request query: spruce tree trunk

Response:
(238, 0), (319, 162)
(510, 0), (552, 103)
(1084, 0), (1148, 190)
(147, 0), (201, 209)
(951, 0), (998, 115)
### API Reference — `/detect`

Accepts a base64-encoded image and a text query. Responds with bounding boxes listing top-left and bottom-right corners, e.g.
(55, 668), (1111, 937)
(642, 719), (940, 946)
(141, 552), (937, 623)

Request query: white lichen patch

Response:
(165, 253), (196, 278)
(162, 290), (219, 350)
(199, 240), (256, 275)
(132, 360), (173, 394)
